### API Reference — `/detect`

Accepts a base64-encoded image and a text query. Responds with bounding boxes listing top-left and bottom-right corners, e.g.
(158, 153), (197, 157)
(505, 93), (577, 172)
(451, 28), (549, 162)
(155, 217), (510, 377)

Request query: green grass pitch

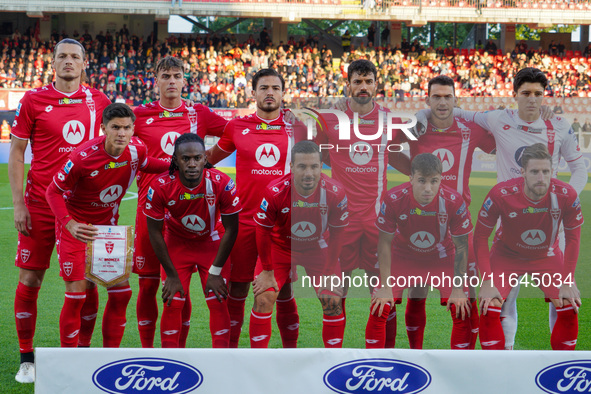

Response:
(0, 164), (589, 393)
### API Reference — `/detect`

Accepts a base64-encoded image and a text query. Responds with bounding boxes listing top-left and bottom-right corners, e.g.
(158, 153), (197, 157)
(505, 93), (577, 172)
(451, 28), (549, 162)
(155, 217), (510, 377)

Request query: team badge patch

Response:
(63, 262), (73, 276)
(551, 208), (561, 221)
(438, 213), (448, 225)
(320, 204), (328, 215)
(21, 249), (30, 263)
(136, 256), (145, 270)
(206, 194), (215, 206)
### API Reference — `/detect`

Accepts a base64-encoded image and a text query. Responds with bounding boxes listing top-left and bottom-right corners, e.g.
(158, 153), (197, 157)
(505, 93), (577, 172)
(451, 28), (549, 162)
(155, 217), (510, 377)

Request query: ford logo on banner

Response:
(324, 358), (431, 393)
(92, 358), (203, 394)
(536, 360), (591, 393)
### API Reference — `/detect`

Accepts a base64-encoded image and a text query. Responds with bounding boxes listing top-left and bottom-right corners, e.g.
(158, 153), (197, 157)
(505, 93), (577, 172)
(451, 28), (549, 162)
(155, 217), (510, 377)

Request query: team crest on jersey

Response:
(180, 192), (204, 200)
(461, 128), (471, 142)
(159, 111), (183, 118)
(147, 187), (154, 201)
(547, 130), (556, 144)
(285, 123), (293, 138)
(551, 208), (561, 221)
(104, 161), (128, 170)
(63, 262), (73, 276)
(320, 204), (328, 215)
(21, 249), (30, 263)
(438, 213), (448, 225)
(64, 160), (74, 174)
(105, 241), (114, 254)
(188, 112), (197, 124)
(86, 99), (95, 113)
(59, 98), (83, 105)
(206, 193), (215, 206)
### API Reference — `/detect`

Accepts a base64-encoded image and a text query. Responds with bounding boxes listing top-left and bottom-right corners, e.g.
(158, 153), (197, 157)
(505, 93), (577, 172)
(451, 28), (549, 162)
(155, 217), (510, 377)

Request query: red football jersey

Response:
(315, 102), (406, 219)
(216, 110), (293, 225)
(408, 117), (495, 206)
(11, 83), (111, 206)
(376, 182), (472, 258)
(254, 173), (349, 251)
(134, 101), (227, 207)
(476, 177), (583, 259)
(52, 135), (148, 225)
(144, 168), (242, 241)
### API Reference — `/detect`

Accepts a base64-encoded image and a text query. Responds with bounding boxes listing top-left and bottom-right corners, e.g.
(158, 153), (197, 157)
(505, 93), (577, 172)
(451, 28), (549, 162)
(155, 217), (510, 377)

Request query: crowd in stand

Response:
(3, 26), (591, 109)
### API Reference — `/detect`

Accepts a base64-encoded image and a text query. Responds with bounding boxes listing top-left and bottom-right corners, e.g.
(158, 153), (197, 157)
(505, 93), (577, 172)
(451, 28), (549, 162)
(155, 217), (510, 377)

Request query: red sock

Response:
(227, 295), (246, 348)
(276, 296), (299, 348)
(405, 298), (426, 349)
(160, 297), (184, 348)
(137, 277), (159, 348)
(479, 306), (504, 350)
(102, 285), (132, 348)
(249, 310), (272, 348)
(323, 313), (345, 348)
(206, 295), (231, 348)
(468, 300), (479, 349)
(365, 303), (391, 348)
(78, 286), (98, 347)
(450, 304), (472, 349)
(385, 307), (397, 348)
(60, 291), (86, 347)
(179, 292), (192, 348)
(551, 305), (578, 350)
(14, 283), (40, 353)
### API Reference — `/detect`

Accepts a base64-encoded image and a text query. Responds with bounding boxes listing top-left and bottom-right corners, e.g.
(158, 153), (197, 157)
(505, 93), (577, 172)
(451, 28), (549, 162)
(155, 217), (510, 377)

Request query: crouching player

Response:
(476, 143), (583, 350)
(144, 133), (241, 348)
(250, 141), (348, 348)
(366, 153), (472, 349)
(46, 103), (170, 347)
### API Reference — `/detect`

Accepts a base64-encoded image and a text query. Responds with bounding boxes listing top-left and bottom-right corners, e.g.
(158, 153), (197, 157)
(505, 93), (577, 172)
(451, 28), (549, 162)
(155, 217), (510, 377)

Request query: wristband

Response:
(209, 265), (222, 276)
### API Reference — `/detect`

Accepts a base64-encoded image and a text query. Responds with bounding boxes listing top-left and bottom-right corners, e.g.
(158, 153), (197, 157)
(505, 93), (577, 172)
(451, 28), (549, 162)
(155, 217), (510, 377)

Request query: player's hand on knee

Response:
(478, 280), (503, 315)
(371, 286), (393, 317)
(447, 287), (470, 320)
(162, 275), (184, 306)
(205, 273), (228, 302)
(253, 270), (278, 297)
(557, 282), (582, 314)
(13, 203), (32, 236)
(65, 219), (98, 242)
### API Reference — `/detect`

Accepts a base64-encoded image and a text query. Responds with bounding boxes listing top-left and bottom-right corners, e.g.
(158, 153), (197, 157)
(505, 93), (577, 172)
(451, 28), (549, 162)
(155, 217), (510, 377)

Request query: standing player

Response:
(475, 143), (582, 350)
(366, 153), (472, 349)
(404, 75), (496, 349)
(8, 38), (111, 383)
(207, 68), (297, 347)
(145, 133), (240, 348)
(45, 103), (169, 349)
(313, 59), (411, 346)
(418, 67), (587, 349)
(133, 56), (228, 348)
(250, 141), (348, 348)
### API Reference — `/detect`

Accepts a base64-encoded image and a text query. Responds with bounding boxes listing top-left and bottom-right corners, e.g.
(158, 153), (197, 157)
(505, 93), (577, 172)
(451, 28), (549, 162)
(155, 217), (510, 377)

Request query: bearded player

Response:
(476, 143), (583, 350)
(9, 38), (111, 383)
(133, 56), (228, 348)
(250, 141), (348, 348)
(207, 68), (299, 347)
(45, 103), (169, 349)
(145, 133), (240, 348)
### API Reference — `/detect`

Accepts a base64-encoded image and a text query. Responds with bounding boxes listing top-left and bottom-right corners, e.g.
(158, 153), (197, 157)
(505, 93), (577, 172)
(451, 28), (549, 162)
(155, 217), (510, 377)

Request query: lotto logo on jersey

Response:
(349, 142), (373, 166)
(433, 148), (454, 172)
(182, 215), (206, 232)
(161, 132), (181, 155)
(291, 221), (316, 238)
(62, 120), (86, 145)
(100, 185), (123, 203)
(255, 144), (281, 167)
(410, 231), (435, 249)
(63, 160), (74, 174)
(521, 229), (546, 246)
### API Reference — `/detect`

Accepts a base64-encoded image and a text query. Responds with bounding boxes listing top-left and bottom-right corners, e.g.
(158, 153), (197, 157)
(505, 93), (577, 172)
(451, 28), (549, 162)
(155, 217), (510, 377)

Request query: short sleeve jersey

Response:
(133, 101), (227, 207)
(11, 84), (111, 206)
(408, 117), (496, 206)
(254, 173), (349, 251)
(52, 136), (148, 225)
(476, 177), (583, 259)
(462, 109), (582, 182)
(315, 102), (406, 219)
(376, 182), (472, 258)
(216, 110), (293, 225)
(144, 168), (242, 241)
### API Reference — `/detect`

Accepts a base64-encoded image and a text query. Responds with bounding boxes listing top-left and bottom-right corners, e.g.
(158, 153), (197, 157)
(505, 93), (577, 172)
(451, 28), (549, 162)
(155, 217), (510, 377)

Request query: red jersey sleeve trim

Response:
(253, 218), (274, 227)
(329, 223), (348, 228)
(221, 208), (242, 216)
(375, 223), (396, 234)
(216, 143), (232, 154)
(564, 222), (584, 231)
(52, 179), (67, 192)
(566, 155), (584, 163)
(450, 230), (473, 237)
(143, 212), (164, 221)
(475, 220), (495, 229)
(9, 134), (27, 141)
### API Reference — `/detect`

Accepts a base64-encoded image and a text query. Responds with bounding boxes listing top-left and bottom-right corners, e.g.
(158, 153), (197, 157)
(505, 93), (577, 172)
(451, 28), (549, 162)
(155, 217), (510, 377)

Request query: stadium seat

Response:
(567, 50), (574, 58)
(461, 49), (468, 56)
(575, 51), (582, 57)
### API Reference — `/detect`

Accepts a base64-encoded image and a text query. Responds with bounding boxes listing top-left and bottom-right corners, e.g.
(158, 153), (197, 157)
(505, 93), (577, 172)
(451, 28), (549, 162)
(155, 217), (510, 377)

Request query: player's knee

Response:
(229, 281), (250, 298)
(19, 268), (45, 287)
(408, 286), (428, 299)
(489, 298), (503, 308)
(319, 294), (342, 316)
(254, 291), (277, 313)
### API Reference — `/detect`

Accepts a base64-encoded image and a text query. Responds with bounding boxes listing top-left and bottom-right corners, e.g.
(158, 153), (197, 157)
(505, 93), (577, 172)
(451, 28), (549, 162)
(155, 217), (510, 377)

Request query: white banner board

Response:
(36, 347), (591, 394)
